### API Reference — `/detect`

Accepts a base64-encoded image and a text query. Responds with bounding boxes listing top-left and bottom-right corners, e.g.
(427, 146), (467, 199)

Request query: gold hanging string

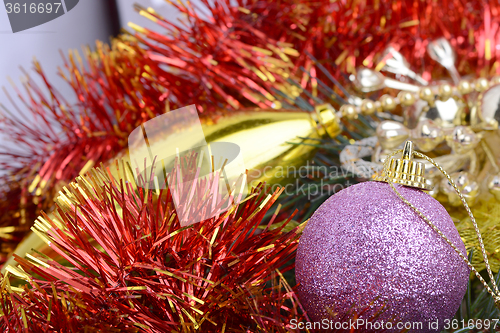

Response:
(382, 148), (500, 306)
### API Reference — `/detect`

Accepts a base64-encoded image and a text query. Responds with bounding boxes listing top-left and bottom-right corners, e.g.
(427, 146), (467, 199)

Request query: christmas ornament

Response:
(2, 105), (342, 268)
(375, 119), (445, 152)
(375, 120), (410, 150)
(289, 34), (500, 276)
(380, 46), (429, 85)
(0, 159), (305, 332)
(336, 39), (500, 213)
(410, 119), (445, 152)
(427, 38), (461, 84)
(487, 173), (500, 200)
(354, 67), (420, 93)
(297, 141), (500, 330)
(189, 106), (340, 187)
(2, 0), (500, 329)
(411, 98), (465, 130)
(447, 126), (481, 154)
(479, 84), (500, 128)
(440, 171), (480, 207)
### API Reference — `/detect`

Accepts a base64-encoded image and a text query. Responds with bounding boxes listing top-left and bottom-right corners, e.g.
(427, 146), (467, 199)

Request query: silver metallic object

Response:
(405, 97), (464, 130)
(376, 120), (410, 150)
(427, 38), (461, 84)
(410, 119), (445, 152)
(381, 46), (429, 85)
(478, 84), (500, 130)
(440, 171), (479, 206)
(487, 173), (500, 200)
(446, 126), (480, 154)
(354, 67), (420, 93)
(376, 119), (444, 152)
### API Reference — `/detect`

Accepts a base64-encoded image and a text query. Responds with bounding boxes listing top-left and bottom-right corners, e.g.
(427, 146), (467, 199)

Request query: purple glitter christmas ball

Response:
(296, 181), (469, 333)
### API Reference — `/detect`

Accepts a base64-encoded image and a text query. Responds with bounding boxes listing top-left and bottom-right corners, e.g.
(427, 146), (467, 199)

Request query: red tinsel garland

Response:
(0, 0), (499, 289)
(0, 161), (305, 332)
(0, 1), (496, 329)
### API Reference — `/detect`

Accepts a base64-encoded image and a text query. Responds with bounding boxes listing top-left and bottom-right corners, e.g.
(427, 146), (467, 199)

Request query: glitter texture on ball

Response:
(296, 181), (469, 332)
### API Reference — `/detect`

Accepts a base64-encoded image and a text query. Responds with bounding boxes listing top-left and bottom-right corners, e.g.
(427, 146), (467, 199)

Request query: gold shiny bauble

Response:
(410, 119), (444, 152)
(340, 104), (358, 119)
(355, 68), (385, 92)
(360, 99), (376, 115)
(458, 80), (473, 94)
(376, 120), (410, 150)
(487, 174), (500, 201)
(404, 97), (464, 130)
(475, 78), (490, 92)
(438, 84), (453, 101)
(440, 171), (479, 207)
(379, 94), (396, 111)
(2, 107), (342, 270)
(446, 126), (480, 154)
(419, 87), (434, 103)
(202, 108), (342, 187)
(398, 91), (415, 107)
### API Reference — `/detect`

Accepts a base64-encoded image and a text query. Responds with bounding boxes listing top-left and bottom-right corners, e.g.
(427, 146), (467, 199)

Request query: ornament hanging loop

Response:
(381, 140), (500, 307)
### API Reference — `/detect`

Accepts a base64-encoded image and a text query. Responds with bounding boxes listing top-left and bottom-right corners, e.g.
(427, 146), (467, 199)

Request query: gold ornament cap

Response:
(377, 140), (432, 191)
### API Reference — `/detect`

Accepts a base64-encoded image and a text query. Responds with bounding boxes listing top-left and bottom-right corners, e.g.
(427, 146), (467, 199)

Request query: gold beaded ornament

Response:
(381, 141), (500, 307)
(336, 76), (500, 121)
